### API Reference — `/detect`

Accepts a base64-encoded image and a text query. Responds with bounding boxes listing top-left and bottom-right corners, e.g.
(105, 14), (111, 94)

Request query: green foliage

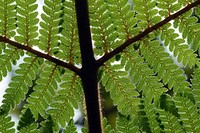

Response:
(17, 108), (39, 133)
(0, 0), (200, 132)
(102, 62), (140, 116)
(15, 0), (39, 46)
(0, 114), (15, 133)
(174, 95), (200, 132)
(64, 119), (77, 133)
(116, 114), (139, 133)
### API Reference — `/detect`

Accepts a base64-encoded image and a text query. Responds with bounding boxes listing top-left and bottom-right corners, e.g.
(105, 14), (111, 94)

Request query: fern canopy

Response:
(0, 0), (200, 132)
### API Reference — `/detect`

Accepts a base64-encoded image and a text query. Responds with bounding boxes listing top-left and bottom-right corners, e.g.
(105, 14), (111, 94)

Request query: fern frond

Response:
(160, 94), (179, 117)
(39, 115), (53, 133)
(174, 96), (200, 132)
(47, 72), (83, 130)
(38, 0), (62, 55)
(0, 0), (16, 38)
(174, 12), (200, 53)
(0, 47), (23, 82)
(191, 68), (200, 108)
(160, 24), (198, 67)
(157, 0), (183, 17)
(63, 119), (77, 133)
(102, 117), (115, 133)
(25, 62), (60, 119)
(140, 40), (190, 93)
(116, 114), (139, 133)
(1, 55), (40, 112)
(59, 0), (80, 64)
(133, 0), (161, 28)
(17, 108), (39, 133)
(141, 99), (161, 133)
(0, 114), (15, 133)
(123, 50), (166, 102)
(102, 63), (140, 117)
(15, 0), (39, 46)
(89, 0), (117, 55)
(157, 109), (184, 133)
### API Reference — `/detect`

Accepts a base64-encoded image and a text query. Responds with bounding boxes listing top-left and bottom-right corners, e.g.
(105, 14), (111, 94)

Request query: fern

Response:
(47, 71), (83, 130)
(63, 119), (77, 133)
(174, 96), (200, 132)
(0, 0), (200, 132)
(0, 113), (15, 133)
(102, 63), (140, 116)
(116, 114), (139, 133)
(157, 108), (184, 133)
(17, 108), (39, 133)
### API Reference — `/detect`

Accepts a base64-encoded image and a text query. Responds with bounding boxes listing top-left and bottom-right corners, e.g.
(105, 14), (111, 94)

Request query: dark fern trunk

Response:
(75, 0), (102, 132)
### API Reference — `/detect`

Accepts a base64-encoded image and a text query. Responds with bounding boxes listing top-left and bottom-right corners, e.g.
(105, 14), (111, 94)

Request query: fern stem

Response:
(75, 0), (103, 132)
(96, 0), (200, 66)
(0, 36), (81, 75)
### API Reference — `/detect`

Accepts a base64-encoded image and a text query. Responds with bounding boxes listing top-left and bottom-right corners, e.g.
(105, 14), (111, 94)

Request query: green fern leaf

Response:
(63, 119), (77, 133)
(174, 13), (200, 55)
(59, 0), (80, 64)
(102, 63), (140, 117)
(157, 0), (182, 17)
(116, 114), (139, 133)
(1, 55), (40, 112)
(38, 0), (62, 55)
(192, 68), (200, 108)
(140, 40), (190, 93)
(174, 96), (200, 132)
(133, 0), (161, 28)
(160, 94), (179, 117)
(160, 24), (198, 68)
(39, 115), (53, 133)
(0, 114), (15, 133)
(0, 47), (23, 82)
(25, 62), (60, 119)
(0, 0), (16, 38)
(14, 0), (39, 46)
(140, 99), (161, 133)
(102, 117), (115, 133)
(123, 50), (166, 102)
(157, 109), (184, 133)
(17, 108), (39, 133)
(47, 72), (83, 129)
